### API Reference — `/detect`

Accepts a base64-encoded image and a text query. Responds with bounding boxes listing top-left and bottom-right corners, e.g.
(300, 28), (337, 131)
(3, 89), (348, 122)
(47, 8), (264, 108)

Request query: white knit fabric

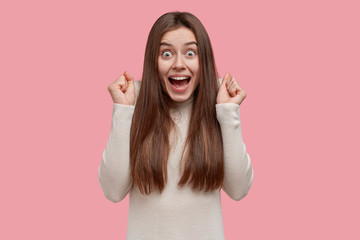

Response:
(98, 81), (254, 240)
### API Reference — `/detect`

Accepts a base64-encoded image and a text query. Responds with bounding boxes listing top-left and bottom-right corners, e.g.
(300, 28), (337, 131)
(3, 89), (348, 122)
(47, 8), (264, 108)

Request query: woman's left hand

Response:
(216, 72), (247, 105)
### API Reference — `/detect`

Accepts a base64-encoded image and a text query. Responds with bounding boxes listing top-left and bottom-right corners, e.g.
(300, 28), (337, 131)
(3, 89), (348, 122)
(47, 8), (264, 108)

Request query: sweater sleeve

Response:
(216, 103), (254, 201)
(98, 104), (135, 203)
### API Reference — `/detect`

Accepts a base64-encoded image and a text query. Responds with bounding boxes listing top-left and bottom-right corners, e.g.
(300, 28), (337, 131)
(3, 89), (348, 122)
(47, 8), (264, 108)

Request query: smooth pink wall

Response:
(1, 0), (359, 239)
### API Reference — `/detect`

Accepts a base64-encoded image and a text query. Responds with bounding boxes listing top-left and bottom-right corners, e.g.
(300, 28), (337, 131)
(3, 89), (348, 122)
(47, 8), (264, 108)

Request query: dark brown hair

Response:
(130, 11), (224, 194)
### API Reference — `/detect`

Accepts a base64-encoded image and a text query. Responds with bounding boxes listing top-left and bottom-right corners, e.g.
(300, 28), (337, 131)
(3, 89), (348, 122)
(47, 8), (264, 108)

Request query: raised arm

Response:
(98, 72), (138, 202)
(216, 103), (254, 201)
(98, 104), (134, 202)
(216, 73), (254, 201)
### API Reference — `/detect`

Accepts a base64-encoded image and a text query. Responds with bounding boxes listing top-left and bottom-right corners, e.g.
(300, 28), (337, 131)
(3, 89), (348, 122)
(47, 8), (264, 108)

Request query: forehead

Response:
(160, 27), (196, 44)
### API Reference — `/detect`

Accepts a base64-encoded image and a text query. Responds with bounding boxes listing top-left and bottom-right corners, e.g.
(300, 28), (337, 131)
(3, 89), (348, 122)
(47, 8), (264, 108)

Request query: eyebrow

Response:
(160, 41), (198, 47)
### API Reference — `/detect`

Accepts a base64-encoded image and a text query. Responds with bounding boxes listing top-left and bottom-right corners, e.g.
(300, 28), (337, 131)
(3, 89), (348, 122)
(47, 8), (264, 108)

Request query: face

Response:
(158, 27), (200, 102)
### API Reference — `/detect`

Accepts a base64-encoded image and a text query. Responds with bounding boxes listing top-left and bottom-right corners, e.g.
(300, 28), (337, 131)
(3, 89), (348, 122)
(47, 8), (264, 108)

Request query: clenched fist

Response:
(107, 71), (135, 105)
(216, 72), (247, 105)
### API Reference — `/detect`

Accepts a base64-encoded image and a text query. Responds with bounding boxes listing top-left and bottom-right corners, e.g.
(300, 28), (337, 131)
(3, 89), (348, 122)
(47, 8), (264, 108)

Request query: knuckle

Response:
(117, 75), (125, 81)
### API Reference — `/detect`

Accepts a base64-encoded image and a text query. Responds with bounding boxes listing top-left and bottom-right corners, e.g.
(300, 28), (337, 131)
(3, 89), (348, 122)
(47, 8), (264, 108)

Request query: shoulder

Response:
(218, 78), (223, 87)
(134, 80), (141, 95)
(134, 80), (142, 104)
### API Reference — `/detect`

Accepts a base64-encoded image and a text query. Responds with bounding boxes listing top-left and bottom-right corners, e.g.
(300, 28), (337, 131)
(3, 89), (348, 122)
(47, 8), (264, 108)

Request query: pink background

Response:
(1, 0), (359, 239)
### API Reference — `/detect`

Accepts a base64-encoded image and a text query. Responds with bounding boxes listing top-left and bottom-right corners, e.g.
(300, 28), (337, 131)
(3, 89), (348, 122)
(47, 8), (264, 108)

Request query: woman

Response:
(98, 11), (254, 239)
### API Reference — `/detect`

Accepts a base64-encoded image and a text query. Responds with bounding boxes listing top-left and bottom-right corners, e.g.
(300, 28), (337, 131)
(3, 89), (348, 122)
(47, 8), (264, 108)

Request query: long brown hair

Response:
(130, 11), (224, 194)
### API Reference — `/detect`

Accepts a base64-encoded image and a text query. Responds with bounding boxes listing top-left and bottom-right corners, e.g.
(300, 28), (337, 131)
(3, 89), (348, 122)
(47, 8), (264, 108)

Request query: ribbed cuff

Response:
(113, 103), (135, 110)
(215, 103), (240, 124)
(112, 103), (135, 123)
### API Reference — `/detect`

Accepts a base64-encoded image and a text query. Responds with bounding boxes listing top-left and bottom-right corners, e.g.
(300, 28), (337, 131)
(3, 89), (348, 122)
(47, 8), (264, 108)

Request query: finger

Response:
(117, 75), (128, 92)
(226, 77), (237, 97)
(227, 77), (234, 89)
(228, 84), (237, 97)
(222, 72), (232, 88)
(124, 71), (134, 87)
(231, 80), (247, 100)
(231, 78), (246, 97)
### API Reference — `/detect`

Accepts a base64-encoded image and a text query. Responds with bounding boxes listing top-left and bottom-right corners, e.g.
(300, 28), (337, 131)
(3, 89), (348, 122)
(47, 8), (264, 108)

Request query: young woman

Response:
(98, 11), (254, 239)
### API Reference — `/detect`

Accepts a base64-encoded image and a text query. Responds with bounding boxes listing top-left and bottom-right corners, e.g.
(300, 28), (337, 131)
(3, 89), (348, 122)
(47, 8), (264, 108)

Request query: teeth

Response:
(170, 76), (189, 80)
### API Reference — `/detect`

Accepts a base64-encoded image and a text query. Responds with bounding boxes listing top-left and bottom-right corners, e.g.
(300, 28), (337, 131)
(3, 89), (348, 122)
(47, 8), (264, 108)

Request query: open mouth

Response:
(168, 76), (191, 89)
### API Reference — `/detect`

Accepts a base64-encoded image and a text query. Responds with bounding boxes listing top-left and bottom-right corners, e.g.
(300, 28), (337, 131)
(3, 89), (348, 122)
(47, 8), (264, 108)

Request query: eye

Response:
(186, 50), (196, 57)
(162, 51), (172, 57)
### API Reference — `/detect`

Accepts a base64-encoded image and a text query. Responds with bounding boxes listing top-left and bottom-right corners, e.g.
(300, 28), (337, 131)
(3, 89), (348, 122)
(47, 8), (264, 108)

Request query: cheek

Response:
(158, 59), (172, 76)
(157, 59), (165, 75)
(188, 59), (200, 75)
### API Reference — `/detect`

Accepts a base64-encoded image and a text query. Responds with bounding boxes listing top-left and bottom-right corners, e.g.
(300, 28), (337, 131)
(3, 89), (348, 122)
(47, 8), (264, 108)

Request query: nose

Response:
(172, 54), (186, 70)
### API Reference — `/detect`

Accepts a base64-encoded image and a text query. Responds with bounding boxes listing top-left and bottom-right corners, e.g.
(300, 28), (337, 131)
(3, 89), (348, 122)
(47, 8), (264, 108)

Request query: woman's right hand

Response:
(107, 71), (135, 105)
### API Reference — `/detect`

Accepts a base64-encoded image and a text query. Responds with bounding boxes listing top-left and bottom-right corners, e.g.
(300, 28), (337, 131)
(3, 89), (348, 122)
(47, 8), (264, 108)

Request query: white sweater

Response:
(98, 81), (254, 240)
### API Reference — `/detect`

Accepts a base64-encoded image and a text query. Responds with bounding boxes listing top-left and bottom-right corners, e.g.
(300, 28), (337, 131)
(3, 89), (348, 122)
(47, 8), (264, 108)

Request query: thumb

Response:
(124, 71), (134, 86)
(220, 72), (231, 89)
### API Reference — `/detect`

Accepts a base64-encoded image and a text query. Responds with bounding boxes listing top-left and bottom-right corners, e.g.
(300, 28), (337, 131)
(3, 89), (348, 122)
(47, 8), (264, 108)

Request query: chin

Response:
(168, 93), (192, 103)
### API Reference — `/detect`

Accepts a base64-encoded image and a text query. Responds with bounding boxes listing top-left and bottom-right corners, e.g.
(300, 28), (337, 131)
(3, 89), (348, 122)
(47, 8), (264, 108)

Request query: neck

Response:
(171, 95), (193, 112)
(169, 96), (193, 125)
(176, 96), (193, 107)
